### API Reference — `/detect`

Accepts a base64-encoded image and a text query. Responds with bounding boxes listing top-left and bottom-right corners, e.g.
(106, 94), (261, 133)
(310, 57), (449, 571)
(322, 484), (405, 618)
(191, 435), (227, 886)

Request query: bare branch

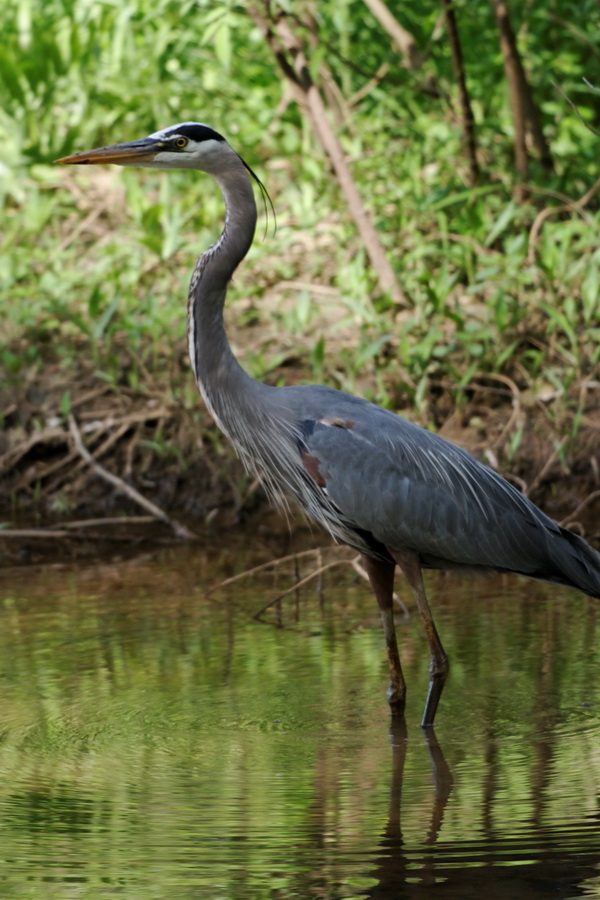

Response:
(249, 3), (408, 308)
(552, 79), (600, 137)
(361, 0), (425, 69)
(68, 414), (195, 540)
(560, 491), (600, 528)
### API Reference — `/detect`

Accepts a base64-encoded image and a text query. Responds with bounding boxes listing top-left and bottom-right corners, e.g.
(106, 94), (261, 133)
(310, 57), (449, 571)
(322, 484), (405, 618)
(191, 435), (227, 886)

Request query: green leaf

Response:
(485, 202), (517, 247)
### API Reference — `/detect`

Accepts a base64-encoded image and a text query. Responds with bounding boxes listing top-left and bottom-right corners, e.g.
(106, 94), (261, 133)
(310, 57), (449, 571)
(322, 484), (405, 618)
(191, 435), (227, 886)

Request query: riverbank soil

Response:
(1, 344), (598, 566)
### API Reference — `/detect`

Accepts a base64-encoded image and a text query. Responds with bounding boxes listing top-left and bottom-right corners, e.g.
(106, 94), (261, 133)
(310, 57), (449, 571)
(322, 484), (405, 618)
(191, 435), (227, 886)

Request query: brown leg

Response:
(388, 549), (449, 728)
(361, 553), (406, 716)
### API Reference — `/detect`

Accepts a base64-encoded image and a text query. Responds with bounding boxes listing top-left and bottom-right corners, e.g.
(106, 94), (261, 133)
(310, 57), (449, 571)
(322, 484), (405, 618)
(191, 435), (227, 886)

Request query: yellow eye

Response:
(175, 137), (188, 148)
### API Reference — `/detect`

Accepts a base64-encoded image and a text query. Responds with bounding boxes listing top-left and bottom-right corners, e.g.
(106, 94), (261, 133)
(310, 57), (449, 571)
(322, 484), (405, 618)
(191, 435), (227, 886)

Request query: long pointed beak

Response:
(56, 137), (160, 166)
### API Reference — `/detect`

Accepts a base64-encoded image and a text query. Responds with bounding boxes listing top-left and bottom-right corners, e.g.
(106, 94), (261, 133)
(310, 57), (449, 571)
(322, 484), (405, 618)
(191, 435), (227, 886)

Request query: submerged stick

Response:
(205, 548), (334, 595)
(252, 559), (347, 620)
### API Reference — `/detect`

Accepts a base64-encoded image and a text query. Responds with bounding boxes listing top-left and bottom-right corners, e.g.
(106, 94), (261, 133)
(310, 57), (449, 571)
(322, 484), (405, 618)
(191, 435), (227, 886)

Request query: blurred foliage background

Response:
(0, 0), (599, 523)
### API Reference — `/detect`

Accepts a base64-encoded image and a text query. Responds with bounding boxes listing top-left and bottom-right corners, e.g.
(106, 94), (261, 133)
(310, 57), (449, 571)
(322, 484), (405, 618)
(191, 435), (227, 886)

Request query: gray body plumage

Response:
(278, 384), (600, 596)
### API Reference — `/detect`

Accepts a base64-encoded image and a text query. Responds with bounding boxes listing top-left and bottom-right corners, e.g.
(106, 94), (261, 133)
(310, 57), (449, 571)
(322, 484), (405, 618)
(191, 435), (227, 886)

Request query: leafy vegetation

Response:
(0, 0), (599, 522)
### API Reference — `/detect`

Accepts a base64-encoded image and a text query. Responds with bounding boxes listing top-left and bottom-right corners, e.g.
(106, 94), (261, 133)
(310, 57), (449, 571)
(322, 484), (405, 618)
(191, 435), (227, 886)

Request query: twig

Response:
(252, 559), (346, 620)
(560, 490), (600, 527)
(360, 0), (425, 69)
(78, 406), (172, 426)
(0, 526), (148, 542)
(252, 551), (414, 622)
(205, 548), (347, 594)
(27, 420), (131, 496)
(59, 204), (107, 252)
(124, 423), (143, 480)
(0, 427), (67, 476)
(525, 437), (567, 498)
(19, 448), (80, 493)
(0, 528), (76, 539)
(62, 516), (156, 529)
(469, 372), (522, 454)
(348, 62), (391, 108)
(2, 406), (173, 488)
(551, 79), (600, 137)
(70, 385), (112, 411)
(68, 414), (195, 540)
(506, 473), (528, 494)
(527, 175), (600, 263)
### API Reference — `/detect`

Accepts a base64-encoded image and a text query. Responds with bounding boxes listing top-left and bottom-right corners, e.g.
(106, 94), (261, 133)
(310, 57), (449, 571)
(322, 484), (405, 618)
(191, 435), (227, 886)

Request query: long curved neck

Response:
(185, 151), (327, 522)
(187, 161), (264, 438)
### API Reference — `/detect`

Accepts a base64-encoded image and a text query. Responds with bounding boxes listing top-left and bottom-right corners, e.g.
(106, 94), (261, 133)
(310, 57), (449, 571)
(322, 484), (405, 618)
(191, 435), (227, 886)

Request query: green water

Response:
(0, 541), (599, 898)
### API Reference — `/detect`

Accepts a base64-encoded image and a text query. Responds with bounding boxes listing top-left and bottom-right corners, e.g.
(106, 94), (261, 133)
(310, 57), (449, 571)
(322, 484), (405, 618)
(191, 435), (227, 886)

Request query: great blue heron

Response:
(58, 123), (600, 726)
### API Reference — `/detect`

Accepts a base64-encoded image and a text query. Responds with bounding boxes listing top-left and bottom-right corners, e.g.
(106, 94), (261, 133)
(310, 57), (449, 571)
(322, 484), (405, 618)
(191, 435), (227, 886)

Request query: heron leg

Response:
(388, 549), (449, 728)
(361, 553), (406, 716)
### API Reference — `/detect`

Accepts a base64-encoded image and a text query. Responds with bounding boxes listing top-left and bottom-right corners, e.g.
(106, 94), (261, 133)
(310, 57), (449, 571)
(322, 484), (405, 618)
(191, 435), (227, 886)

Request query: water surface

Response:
(0, 539), (599, 898)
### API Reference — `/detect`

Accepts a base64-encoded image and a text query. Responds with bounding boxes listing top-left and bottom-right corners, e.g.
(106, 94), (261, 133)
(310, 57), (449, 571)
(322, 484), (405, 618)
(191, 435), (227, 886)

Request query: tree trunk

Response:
(490, 0), (553, 192)
(441, 0), (479, 186)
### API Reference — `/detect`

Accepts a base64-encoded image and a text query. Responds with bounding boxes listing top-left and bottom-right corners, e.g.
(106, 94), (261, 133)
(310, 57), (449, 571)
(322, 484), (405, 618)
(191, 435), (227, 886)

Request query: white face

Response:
(139, 122), (234, 172)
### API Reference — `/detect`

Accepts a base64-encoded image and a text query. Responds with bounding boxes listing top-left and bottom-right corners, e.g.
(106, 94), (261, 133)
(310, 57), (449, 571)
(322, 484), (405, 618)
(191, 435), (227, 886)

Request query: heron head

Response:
(56, 122), (235, 173)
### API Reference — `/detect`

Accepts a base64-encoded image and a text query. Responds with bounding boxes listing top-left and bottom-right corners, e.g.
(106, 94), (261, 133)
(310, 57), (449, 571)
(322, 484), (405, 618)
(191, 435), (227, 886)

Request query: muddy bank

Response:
(1, 347), (599, 565)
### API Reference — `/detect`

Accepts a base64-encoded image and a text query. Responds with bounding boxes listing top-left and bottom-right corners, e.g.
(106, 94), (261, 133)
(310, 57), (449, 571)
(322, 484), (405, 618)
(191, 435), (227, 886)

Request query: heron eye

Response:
(174, 137), (188, 148)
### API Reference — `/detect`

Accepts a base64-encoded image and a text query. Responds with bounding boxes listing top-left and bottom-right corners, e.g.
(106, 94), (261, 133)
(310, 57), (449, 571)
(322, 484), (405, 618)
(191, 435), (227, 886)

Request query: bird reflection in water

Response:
(361, 721), (600, 899)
